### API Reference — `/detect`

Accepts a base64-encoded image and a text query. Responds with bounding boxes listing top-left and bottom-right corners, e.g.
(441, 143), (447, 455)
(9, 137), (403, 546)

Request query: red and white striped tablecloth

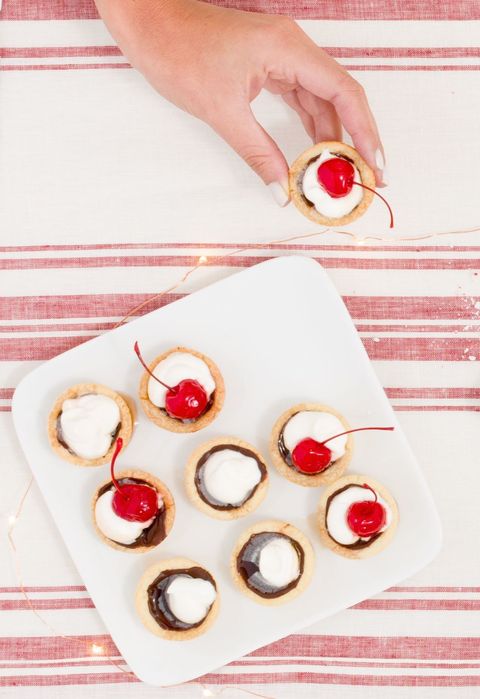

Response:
(1, 1), (479, 696)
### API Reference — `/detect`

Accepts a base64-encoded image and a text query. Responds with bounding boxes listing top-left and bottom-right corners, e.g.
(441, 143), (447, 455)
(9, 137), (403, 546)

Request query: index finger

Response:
(292, 43), (386, 185)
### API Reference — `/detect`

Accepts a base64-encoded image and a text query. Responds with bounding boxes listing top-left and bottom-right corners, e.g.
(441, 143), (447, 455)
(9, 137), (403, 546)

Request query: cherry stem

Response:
(322, 425), (394, 446)
(362, 483), (378, 503)
(134, 341), (177, 394)
(353, 181), (394, 229)
(110, 437), (126, 498)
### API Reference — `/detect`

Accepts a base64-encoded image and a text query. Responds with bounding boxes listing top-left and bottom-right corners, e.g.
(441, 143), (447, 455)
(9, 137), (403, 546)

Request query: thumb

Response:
(212, 106), (290, 206)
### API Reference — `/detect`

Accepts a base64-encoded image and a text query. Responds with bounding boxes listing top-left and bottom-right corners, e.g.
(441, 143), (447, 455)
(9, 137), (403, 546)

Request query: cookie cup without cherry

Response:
(135, 557), (219, 640)
(138, 346), (225, 433)
(289, 140), (376, 226)
(230, 519), (315, 606)
(317, 474), (399, 560)
(184, 436), (269, 520)
(48, 383), (134, 467)
(91, 469), (175, 553)
(269, 403), (353, 487)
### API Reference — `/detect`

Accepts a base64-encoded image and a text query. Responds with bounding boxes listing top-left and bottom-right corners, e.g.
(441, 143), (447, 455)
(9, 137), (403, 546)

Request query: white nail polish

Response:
(381, 165), (389, 185)
(268, 181), (290, 208)
(375, 148), (385, 171)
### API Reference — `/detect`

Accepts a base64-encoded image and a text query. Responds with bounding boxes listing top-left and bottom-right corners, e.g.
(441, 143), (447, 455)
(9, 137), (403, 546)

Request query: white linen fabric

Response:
(0, 3), (479, 696)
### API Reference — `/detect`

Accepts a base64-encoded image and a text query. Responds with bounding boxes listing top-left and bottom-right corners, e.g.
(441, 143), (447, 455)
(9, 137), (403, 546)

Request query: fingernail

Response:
(373, 149), (388, 186)
(375, 148), (385, 171)
(268, 180), (290, 208)
(380, 165), (389, 186)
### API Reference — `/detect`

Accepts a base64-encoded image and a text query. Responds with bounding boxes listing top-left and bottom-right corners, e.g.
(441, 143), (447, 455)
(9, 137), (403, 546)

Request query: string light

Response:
(112, 228), (333, 328)
(112, 255), (212, 328)
(112, 221), (480, 331)
(334, 223), (480, 245)
(90, 643), (104, 655)
(7, 478), (135, 678)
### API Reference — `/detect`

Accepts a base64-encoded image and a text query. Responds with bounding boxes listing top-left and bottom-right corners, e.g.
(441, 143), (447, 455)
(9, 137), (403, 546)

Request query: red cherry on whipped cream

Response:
(164, 378), (208, 420)
(317, 157), (354, 198)
(291, 425), (394, 475)
(316, 157), (394, 228)
(346, 483), (386, 537)
(134, 341), (208, 420)
(291, 438), (332, 474)
(110, 438), (159, 523)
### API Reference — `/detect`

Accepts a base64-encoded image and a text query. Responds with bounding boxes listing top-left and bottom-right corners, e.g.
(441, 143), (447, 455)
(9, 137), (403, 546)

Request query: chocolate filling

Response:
(96, 478), (167, 549)
(147, 566), (216, 631)
(194, 444), (267, 511)
(298, 152), (358, 210)
(325, 484), (383, 550)
(277, 414), (336, 476)
(56, 393), (121, 458)
(236, 532), (304, 598)
(158, 392), (215, 424)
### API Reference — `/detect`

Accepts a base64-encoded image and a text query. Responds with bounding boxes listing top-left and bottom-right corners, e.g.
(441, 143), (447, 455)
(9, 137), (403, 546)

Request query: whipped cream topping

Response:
(302, 149), (363, 218)
(283, 411), (347, 462)
(94, 488), (162, 545)
(147, 351), (216, 408)
(259, 536), (300, 589)
(165, 575), (216, 625)
(202, 448), (262, 506)
(326, 485), (391, 545)
(59, 393), (120, 459)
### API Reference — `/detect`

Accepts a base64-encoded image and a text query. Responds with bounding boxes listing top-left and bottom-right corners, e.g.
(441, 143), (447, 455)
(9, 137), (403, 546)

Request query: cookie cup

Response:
(289, 141), (376, 226)
(317, 474), (398, 559)
(184, 437), (269, 520)
(91, 469), (175, 553)
(269, 403), (353, 487)
(135, 557), (219, 640)
(48, 383), (134, 467)
(230, 519), (314, 606)
(139, 346), (225, 433)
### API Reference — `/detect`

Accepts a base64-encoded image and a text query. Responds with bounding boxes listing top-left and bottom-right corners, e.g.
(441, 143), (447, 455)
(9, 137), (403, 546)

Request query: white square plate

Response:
(12, 256), (442, 686)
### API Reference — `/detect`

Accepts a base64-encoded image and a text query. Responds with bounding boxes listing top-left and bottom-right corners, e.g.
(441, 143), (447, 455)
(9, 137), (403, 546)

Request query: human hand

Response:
(95, 0), (386, 205)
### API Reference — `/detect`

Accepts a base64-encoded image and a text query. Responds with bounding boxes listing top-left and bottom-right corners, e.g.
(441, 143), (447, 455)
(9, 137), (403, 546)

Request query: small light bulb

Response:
(90, 643), (104, 655)
(203, 690), (214, 697)
(355, 238), (365, 246)
(198, 255), (208, 264)
(7, 515), (16, 526)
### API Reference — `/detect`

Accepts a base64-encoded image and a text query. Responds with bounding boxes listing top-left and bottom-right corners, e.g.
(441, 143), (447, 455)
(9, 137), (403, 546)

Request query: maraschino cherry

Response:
(134, 341), (208, 420)
(110, 438), (159, 523)
(291, 426), (394, 475)
(316, 157), (394, 228)
(346, 483), (386, 537)
(317, 157), (353, 198)
(291, 438), (332, 474)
